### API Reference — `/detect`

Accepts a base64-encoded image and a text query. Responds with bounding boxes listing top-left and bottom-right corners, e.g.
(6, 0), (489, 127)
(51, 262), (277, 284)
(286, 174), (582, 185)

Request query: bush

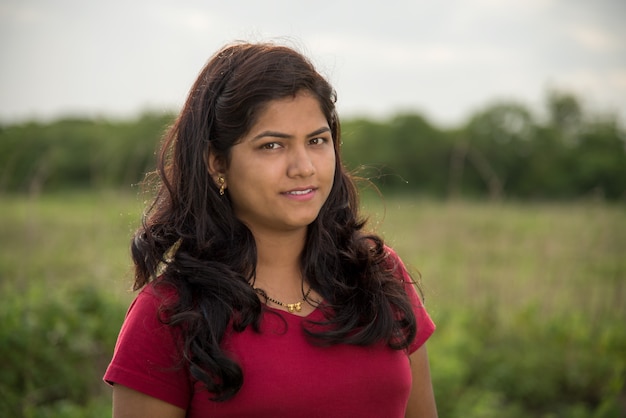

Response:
(429, 305), (626, 417)
(0, 283), (125, 417)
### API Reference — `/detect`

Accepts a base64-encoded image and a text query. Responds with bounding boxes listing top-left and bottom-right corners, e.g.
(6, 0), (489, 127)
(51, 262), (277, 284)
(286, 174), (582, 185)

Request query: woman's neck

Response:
(251, 228), (307, 294)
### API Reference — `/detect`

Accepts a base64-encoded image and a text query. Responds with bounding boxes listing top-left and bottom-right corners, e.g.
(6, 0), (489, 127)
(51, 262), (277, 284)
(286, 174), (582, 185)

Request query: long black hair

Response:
(130, 42), (417, 401)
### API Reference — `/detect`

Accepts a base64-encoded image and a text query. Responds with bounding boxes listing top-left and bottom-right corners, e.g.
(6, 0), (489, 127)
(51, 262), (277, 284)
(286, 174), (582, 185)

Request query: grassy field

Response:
(363, 196), (626, 320)
(1, 191), (625, 417)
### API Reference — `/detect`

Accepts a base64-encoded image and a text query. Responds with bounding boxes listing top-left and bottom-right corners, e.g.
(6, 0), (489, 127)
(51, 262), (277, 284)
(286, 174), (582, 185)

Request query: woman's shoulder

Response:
(382, 244), (400, 260)
(125, 279), (180, 319)
(381, 245), (410, 279)
(141, 278), (179, 299)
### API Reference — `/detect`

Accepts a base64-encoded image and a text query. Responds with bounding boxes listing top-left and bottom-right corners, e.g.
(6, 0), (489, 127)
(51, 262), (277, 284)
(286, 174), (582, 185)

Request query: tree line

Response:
(1, 90), (624, 200)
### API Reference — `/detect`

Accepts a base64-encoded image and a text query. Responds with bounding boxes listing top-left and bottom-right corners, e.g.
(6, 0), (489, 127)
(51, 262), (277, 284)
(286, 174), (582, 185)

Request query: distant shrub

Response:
(2, 91), (626, 200)
(429, 305), (626, 417)
(0, 284), (125, 417)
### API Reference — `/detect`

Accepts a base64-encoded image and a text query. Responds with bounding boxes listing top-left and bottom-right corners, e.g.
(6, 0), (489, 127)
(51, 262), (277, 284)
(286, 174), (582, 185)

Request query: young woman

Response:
(104, 42), (437, 417)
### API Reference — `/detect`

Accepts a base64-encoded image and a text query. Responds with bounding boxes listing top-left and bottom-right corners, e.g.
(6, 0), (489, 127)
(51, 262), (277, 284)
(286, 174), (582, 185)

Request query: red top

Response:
(104, 248), (435, 417)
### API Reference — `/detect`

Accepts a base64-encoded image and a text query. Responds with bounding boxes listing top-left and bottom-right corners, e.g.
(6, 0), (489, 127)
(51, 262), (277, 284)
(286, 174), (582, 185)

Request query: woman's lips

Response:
(282, 187), (316, 200)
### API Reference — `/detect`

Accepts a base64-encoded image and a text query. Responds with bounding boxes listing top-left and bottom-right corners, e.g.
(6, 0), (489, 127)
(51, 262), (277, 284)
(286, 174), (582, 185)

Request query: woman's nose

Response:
(287, 145), (315, 178)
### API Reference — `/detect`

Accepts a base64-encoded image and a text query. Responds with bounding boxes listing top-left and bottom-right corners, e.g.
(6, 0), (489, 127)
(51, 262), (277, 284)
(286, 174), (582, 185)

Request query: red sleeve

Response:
(103, 285), (191, 410)
(384, 246), (436, 353)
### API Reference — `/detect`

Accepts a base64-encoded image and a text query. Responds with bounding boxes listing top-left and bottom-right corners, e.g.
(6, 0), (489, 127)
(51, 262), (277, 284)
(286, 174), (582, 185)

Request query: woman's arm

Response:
(112, 384), (186, 418)
(405, 345), (438, 418)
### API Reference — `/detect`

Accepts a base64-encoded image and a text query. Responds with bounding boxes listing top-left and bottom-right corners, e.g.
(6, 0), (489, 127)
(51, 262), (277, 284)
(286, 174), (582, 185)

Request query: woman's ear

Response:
(207, 151), (227, 192)
(207, 151), (224, 176)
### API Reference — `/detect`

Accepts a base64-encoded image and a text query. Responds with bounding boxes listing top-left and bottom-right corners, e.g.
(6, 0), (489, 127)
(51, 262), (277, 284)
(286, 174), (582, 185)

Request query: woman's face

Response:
(223, 90), (336, 237)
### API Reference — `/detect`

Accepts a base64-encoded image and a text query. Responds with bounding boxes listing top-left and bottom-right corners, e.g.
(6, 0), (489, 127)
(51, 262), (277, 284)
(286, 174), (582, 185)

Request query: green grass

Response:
(1, 191), (625, 417)
(363, 196), (626, 319)
(0, 191), (142, 302)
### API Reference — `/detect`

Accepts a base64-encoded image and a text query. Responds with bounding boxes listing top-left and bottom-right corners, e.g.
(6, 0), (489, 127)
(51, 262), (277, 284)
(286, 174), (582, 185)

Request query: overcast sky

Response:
(1, 0), (625, 126)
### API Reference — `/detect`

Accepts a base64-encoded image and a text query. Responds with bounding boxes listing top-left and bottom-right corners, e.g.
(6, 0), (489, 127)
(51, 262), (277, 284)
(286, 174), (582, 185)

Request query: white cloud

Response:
(556, 68), (626, 94)
(153, 5), (226, 36)
(0, 6), (36, 23)
(565, 24), (621, 53)
(0, 0), (624, 125)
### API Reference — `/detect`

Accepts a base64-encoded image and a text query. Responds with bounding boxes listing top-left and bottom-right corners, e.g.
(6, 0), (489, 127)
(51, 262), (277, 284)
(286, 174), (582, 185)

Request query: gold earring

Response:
(217, 176), (226, 196)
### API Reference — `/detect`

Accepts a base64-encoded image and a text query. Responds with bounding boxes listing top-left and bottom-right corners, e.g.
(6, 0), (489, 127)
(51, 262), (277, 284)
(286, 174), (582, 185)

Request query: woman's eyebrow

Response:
(307, 127), (331, 138)
(251, 126), (330, 142)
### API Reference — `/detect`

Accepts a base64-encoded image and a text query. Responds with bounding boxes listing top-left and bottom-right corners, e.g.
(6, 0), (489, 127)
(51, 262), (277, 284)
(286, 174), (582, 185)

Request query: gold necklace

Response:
(254, 287), (312, 313)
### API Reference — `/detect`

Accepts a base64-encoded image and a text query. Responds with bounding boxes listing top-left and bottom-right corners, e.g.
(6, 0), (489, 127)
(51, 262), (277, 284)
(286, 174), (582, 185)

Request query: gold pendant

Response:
(287, 302), (302, 313)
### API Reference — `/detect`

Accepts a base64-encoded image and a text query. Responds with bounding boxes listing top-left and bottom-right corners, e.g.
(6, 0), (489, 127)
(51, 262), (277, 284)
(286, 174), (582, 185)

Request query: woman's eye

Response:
(310, 137), (328, 145)
(261, 142), (281, 150)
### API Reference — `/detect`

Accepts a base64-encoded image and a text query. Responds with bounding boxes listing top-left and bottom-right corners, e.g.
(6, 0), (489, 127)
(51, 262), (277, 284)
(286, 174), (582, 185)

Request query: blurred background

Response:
(2, 0), (626, 125)
(1, 0), (625, 417)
